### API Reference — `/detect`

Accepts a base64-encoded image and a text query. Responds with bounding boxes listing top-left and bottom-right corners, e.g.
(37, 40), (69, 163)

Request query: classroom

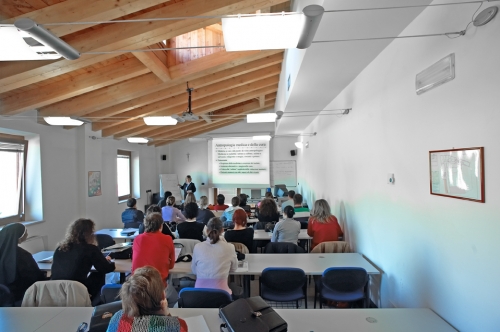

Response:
(0, 0), (498, 331)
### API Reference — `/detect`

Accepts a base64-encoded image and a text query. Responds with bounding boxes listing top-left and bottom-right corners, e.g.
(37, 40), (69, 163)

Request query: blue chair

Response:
(0, 284), (13, 307)
(100, 284), (122, 304)
(96, 234), (115, 250)
(259, 268), (307, 309)
(315, 267), (369, 309)
(264, 242), (305, 253)
(178, 288), (232, 308)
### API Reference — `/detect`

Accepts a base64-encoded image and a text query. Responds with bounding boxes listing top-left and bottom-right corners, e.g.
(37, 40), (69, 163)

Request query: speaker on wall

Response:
(290, 150), (296, 156)
(161, 154), (167, 161)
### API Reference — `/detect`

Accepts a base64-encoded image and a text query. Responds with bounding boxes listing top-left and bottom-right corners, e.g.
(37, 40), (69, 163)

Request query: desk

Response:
(95, 228), (138, 241)
(0, 307), (456, 332)
(253, 229), (311, 240)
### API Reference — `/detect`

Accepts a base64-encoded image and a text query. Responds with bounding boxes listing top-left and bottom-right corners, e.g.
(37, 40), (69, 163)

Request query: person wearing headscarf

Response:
(0, 223), (45, 303)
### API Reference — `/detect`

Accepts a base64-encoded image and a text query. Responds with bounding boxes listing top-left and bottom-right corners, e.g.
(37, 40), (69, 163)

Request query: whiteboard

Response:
(270, 161), (296, 187)
(159, 174), (183, 202)
(429, 147), (484, 202)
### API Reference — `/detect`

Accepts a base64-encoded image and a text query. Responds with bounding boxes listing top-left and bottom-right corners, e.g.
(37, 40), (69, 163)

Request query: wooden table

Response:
(0, 307), (457, 332)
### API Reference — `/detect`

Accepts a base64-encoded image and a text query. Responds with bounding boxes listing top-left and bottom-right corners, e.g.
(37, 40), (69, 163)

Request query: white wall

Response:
(296, 2), (500, 331)
(0, 116), (158, 250)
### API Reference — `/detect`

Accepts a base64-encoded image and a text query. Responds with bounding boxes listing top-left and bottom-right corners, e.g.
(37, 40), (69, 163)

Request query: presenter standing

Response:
(178, 175), (196, 199)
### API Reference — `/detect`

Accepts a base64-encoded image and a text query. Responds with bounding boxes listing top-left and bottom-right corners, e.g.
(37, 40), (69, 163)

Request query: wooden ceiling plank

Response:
(0, 58), (150, 115)
(0, 0), (289, 94)
(259, 95), (265, 108)
(133, 47), (171, 82)
(39, 51), (283, 117)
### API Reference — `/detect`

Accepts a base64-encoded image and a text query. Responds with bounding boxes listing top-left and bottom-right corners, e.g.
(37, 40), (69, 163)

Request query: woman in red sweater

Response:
(307, 199), (343, 250)
(132, 213), (175, 287)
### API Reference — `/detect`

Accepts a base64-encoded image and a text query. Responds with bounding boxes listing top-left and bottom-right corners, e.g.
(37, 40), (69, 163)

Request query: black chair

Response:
(177, 288), (232, 308)
(264, 242), (305, 254)
(315, 267), (369, 308)
(100, 284), (122, 304)
(295, 217), (309, 230)
(0, 284), (13, 307)
(260, 268), (307, 308)
(96, 234), (115, 250)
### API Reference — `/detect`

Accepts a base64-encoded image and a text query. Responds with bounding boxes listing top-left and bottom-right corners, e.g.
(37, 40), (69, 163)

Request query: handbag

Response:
(219, 296), (287, 332)
(109, 247), (132, 259)
(88, 301), (122, 332)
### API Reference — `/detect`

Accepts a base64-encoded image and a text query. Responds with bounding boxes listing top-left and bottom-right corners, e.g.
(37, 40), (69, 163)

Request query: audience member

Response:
(197, 196), (215, 225)
(192, 218), (238, 294)
(307, 199), (343, 249)
(238, 193), (252, 217)
(224, 209), (254, 253)
(255, 198), (280, 230)
(51, 219), (115, 301)
(158, 191), (173, 208)
(121, 198), (144, 228)
(162, 196), (186, 223)
(0, 223), (45, 303)
(106, 266), (187, 332)
(132, 213), (175, 287)
(281, 190), (295, 212)
(256, 191), (273, 209)
(293, 194), (309, 212)
(139, 205), (175, 241)
(208, 194), (229, 211)
(176, 202), (204, 241)
(220, 196), (243, 228)
(272, 206), (300, 243)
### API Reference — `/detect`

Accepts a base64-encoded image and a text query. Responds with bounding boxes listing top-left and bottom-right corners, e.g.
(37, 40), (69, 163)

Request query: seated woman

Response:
(51, 219), (115, 301)
(106, 266), (187, 332)
(132, 213), (175, 288)
(0, 223), (46, 303)
(238, 194), (252, 217)
(208, 194), (229, 211)
(139, 205), (175, 241)
(196, 196), (215, 225)
(255, 198), (280, 230)
(224, 209), (254, 253)
(307, 199), (343, 250)
(272, 206), (301, 244)
(162, 196), (186, 223)
(176, 202), (204, 242)
(192, 218), (238, 294)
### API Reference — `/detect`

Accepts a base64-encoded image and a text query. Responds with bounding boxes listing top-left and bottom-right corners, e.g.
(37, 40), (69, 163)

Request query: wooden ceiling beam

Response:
(0, 0), (171, 37)
(0, 58), (150, 115)
(99, 76), (278, 137)
(115, 85), (277, 139)
(133, 46), (171, 82)
(39, 51), (283, 117)
(0, 0), (289, 94)
(92, 65), (280, 131)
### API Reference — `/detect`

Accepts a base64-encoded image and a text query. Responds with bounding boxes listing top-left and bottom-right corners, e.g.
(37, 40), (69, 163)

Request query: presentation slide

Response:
(211, 137), (270, 186)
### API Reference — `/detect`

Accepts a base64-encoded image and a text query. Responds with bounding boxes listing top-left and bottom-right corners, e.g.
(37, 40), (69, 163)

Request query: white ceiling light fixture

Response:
(143, 116), (178, 126)
(127, 137), (149, 144)
(222, 5), (324, 51)
(247, 113), (277, 123)
(44, 117), (84, 126)
(253, 135), (272, 141)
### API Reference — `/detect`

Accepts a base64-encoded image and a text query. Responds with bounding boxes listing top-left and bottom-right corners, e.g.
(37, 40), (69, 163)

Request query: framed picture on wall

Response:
(88, 171), (102, 197)
(429, 147), (484, 203)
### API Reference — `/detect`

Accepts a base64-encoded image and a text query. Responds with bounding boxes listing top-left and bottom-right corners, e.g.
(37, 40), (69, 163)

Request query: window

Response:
(0, 135), (27, 225)
(117, 150), (132, 201)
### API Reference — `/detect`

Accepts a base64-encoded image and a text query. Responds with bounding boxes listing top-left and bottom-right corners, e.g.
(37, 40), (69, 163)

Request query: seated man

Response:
(158, 191), (172, 208)
(281, 190), (295, 213)
(220, 196), (243, 228)
(121, 198), (144, 228)
(208, 194), (229, 211)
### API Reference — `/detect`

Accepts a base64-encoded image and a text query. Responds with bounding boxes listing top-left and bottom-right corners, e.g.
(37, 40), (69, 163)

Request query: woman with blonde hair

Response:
(106, 266), (187, 332)
(51, 218), (115, 301)
(307, 199), (343, 250)
(195, 195), (215, 225)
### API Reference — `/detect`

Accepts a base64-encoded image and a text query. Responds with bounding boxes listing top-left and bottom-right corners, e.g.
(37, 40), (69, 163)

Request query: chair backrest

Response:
(212, 211), (224, 217)
(229, 242), (249, 254)
(311, 241), (351, 254)
(178, 288), (232, 308)
(174, 238), (201, 256)
(100, 284), (122, 304)
(0, 284), (13, 307)
(22, 280), (92, 307)
(264, 242), (305, 254)
(96, 234), (115, 250)
(322, 267), (368, 293)
(260, 268), (306, 292)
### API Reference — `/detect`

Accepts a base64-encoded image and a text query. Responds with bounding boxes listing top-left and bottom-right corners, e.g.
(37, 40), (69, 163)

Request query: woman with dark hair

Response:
(51, 219), (115, 301)
(176, 202), (204, 241)
(272, 206), (301, 243)
(192, 218), (238, 294)
(255, 198), (280, 230)
(208, 194), (229, 211)
(0, 223), (45, 303)
(224, 209), (254, 253)
(106, 266), (187, 332)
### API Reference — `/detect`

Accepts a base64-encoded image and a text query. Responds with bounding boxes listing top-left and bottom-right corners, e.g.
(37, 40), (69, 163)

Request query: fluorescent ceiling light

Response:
(222, 14), (304, 51)
(295, 142), (304, 149)
(247, 113), (277, 123)
(0, 25), (62, 61)
(44, 117), (84, 126)
(253, 135), (272, 141)
(127, 137), (149, 143)
(143, 116), (178, 126)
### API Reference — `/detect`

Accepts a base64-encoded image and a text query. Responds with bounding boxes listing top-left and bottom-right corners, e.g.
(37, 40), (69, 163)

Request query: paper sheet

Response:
(183, 315), (210, 332)
(235, 261), (248, 273)
(175, 247), (182, 261)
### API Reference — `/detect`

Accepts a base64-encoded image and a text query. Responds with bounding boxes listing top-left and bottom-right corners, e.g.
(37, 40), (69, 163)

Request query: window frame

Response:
(0, 134), (28, 226)
(117, 149), (132, 202)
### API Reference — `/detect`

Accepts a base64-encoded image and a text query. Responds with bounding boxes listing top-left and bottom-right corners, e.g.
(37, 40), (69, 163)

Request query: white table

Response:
(253, 229), (311, 240)
(95, 228), (138, 241)
(0, 307), (456, 332)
